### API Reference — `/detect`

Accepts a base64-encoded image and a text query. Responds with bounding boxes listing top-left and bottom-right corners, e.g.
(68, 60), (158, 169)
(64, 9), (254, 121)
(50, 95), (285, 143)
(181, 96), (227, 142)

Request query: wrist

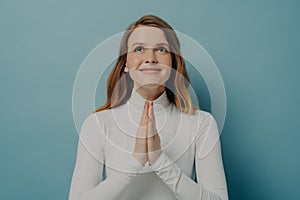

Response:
(148, 149), (162, 165)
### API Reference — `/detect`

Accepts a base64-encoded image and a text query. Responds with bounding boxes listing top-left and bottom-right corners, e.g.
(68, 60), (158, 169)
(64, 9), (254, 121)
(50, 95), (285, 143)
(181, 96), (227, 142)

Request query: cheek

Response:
(126, 54), (141, 68)
(160, 55), (172, 68)
(164, 67), (172, 80)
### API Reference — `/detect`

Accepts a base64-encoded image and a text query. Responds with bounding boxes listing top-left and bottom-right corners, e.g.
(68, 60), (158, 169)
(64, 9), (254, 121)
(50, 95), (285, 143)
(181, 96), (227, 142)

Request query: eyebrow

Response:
(131, 42), (170, 48)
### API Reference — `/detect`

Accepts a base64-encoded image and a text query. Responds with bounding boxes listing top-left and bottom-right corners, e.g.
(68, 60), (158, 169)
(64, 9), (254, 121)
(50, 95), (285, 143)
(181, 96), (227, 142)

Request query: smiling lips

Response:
(138, 68), (162, 74)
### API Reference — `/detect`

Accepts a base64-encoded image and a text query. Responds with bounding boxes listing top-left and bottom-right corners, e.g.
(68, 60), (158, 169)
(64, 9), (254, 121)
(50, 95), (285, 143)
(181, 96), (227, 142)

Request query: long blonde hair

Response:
(94, 14), (197, 114)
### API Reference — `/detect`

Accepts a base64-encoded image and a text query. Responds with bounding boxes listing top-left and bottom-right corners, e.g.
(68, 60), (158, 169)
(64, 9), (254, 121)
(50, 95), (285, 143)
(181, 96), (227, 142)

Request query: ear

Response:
(124, 65), (129, 72)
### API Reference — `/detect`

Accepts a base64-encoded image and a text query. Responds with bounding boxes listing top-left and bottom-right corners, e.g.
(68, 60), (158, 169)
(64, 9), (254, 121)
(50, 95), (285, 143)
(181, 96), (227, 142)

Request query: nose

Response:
(144, 48), (158, 64)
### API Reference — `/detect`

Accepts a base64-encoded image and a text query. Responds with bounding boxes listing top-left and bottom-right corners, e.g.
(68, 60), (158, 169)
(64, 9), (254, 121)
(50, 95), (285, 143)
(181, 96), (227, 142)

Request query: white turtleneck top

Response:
(68, 89), (228, 200)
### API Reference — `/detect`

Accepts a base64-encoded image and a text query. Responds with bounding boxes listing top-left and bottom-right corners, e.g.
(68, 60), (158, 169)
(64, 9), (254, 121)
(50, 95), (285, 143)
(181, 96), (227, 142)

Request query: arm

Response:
(150, 113), (228, 200)
(68, 114), (144, 200)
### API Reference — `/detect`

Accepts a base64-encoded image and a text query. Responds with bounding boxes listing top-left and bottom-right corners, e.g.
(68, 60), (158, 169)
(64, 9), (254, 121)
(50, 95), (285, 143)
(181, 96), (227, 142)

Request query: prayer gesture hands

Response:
(133, 101), (162, 166)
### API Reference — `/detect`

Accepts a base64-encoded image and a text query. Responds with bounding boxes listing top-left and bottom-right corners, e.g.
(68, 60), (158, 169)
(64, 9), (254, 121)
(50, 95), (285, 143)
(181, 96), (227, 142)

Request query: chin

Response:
(136, 82), (165, 90)
(136, 76), (170, 85)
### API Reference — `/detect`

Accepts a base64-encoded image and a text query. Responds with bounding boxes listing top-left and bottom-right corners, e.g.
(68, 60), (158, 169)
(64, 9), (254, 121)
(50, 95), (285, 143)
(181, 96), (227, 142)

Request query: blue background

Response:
(1, 0), (299, 199)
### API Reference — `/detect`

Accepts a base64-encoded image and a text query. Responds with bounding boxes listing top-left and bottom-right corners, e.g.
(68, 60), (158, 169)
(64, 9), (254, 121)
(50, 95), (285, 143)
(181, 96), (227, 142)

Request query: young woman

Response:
(68, 14), (228, 200)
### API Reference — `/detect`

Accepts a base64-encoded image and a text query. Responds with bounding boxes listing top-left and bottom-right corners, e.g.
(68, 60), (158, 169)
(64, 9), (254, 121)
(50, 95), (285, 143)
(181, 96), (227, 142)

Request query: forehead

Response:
(127, 26), (168, 46)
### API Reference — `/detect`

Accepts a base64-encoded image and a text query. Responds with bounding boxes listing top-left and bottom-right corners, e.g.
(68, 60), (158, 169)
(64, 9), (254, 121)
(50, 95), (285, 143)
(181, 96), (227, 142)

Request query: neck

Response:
(134, 84), (165, 101)
(129, 84), (171, 112)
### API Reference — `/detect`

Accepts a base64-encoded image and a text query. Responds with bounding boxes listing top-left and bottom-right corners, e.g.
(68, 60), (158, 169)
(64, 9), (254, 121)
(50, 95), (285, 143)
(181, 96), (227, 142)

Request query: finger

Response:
(136, 101), (149, 139)
(139, 101), (149, 127)
(147, 102), (157, 138)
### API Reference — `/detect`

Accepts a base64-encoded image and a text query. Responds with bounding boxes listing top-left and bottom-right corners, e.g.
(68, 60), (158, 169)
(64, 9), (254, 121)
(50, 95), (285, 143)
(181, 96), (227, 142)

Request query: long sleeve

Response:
(68, 113), (144, 200)
(150, 113), (228, 200)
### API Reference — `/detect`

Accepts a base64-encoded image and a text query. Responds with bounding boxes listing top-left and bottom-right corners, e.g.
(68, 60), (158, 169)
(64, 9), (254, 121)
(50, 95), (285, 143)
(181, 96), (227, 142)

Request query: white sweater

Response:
(68, 89), (228, 200)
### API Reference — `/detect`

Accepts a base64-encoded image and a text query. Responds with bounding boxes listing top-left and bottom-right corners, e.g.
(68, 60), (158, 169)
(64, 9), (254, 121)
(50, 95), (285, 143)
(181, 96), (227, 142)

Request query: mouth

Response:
(138, 68), (162, 74)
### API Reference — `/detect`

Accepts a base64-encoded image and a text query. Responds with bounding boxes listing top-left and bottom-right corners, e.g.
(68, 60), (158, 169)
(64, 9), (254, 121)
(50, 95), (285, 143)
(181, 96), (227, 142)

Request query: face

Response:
(125, 26), (172, 89)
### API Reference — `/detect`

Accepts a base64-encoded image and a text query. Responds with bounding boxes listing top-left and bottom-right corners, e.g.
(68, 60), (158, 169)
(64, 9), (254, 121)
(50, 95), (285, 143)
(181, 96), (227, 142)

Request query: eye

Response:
(157, 46), (169, 54)
(134, 46), (144, 53)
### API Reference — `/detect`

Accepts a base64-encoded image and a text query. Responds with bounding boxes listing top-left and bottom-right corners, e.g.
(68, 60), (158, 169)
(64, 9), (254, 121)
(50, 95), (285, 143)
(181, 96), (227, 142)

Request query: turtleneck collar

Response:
(127, 89), (171, 113)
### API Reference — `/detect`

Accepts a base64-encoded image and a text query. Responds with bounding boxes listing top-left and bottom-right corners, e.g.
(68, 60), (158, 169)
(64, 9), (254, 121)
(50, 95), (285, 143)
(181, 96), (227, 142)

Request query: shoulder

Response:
(93, 104), (126, 118)
(80, 108), (114, 136)
(79, 112), (105, 135)
(92, 107), (118, 123)
(89, 105), (126, 128)
(193, 109), (212, 119)
(179, 108), (212, 126)
(192, 109), (218, 134)
(93, 108), (112, 120)
(170, 106), (214, 133)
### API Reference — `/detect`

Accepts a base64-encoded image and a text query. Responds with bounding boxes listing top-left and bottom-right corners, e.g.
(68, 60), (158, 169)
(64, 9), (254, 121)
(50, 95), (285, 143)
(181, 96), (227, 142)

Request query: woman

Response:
(68, 14), (228, 200)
